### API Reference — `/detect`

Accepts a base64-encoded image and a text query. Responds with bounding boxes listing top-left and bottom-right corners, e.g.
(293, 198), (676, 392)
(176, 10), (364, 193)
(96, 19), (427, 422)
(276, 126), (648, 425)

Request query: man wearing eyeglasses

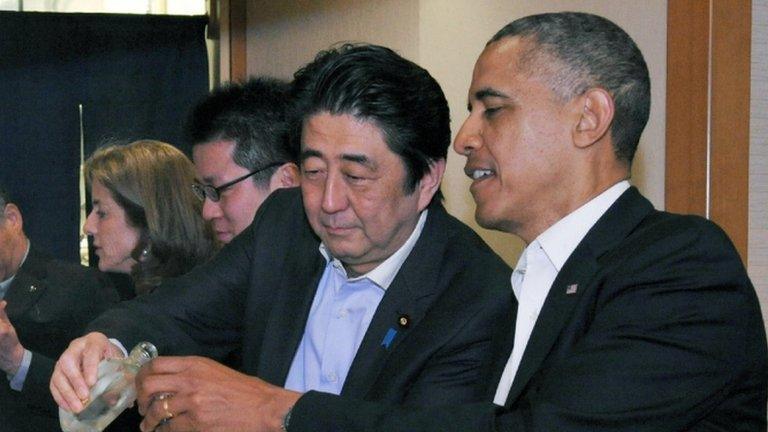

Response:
(188, 77), (300, 244)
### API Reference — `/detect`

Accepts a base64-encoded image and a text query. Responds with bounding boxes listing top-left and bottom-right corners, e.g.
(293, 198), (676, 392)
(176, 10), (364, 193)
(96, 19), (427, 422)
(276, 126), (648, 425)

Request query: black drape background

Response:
(0, 12), (209, 262)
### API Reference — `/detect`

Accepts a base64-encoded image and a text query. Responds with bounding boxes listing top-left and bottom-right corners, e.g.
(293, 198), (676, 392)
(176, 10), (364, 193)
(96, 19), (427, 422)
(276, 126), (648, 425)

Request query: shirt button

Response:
(337, 309), (348, 319)
(326, 372), (338, 382)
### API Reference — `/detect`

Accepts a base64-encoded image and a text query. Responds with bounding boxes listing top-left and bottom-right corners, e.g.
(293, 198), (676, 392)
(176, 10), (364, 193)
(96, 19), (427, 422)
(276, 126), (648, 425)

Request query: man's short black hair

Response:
(290, 43), (450, 203)
(186, 77), (295, 187)
(490, 12), (651, 165)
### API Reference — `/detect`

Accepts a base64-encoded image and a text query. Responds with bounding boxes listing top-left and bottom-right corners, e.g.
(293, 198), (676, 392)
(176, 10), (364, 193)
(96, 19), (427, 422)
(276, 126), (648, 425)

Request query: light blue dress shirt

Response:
(284, 210), (427, 394)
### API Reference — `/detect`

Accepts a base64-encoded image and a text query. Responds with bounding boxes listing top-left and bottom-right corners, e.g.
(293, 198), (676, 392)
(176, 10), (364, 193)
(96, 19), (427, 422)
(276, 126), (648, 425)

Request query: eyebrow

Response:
(299, 148), (323, 162)
(467, 87), (512, 111)
(341, 153), (376, 170)
(300, 149), (377, 170)
(475, 87), (510, 101)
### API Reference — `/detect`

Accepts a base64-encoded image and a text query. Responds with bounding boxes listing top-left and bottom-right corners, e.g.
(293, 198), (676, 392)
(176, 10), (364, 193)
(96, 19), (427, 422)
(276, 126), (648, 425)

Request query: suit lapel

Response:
(504, 187), (654, 405)
(486, 290), (518, 398)
(4, 247), (48, 321)
(340, 205), (449, 398)
(257, 238), (326, 385)
(504, 249), (599, 403)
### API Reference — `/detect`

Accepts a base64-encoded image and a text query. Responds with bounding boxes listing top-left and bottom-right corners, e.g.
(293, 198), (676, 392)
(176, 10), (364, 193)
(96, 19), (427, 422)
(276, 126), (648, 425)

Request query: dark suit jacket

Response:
(90, 187), (512, 406)
(289, 187), (768, 431)
(1, 246), (118, 432)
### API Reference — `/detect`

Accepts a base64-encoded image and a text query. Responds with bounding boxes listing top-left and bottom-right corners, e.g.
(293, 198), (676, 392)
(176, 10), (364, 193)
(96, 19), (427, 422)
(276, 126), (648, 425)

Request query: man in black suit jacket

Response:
(0, 186), (118, 432)
(51, 44), (512, 431)
(180, 13), (766, 432)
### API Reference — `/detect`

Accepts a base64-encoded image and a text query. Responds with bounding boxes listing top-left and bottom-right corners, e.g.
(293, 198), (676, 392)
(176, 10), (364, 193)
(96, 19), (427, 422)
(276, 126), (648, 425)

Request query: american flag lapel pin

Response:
(566, 284), (578, 295)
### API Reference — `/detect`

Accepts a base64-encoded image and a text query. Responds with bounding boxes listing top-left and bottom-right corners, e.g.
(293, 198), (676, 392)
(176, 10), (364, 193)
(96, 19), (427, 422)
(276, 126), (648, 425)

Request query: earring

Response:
(140, 247), (150, 260)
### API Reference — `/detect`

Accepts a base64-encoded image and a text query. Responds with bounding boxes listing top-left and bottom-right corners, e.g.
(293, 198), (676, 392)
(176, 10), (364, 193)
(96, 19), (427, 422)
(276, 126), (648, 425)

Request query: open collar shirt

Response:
(284, 210), (428, 394)
(493, 181), (630, 405)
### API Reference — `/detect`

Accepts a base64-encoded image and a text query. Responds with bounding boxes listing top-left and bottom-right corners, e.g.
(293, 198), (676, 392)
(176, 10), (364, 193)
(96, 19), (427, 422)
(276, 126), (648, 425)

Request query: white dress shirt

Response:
(493, 181), (630, 405)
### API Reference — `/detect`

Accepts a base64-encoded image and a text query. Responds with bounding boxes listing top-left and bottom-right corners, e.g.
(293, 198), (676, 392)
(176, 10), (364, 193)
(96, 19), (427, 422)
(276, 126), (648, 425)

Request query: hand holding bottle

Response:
(135, 356), (301, 432)
(50, 331), (126, 414)
(59, 341), (158, 432)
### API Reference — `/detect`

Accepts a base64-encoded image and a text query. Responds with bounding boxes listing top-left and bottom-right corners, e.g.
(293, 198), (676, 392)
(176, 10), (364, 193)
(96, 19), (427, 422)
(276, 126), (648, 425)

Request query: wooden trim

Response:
(214, 0), (247, 83)
(217, 0), (231, 82)
(709, 0), (751, 263)
(229, 0), (247, 82)
(666, 0), (709, 217)
(665, 0), (751, 263)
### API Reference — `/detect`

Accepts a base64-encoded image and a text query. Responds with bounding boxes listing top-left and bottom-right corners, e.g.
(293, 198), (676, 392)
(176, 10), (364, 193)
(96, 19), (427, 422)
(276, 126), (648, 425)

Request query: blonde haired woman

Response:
(84, 140), (216, 294)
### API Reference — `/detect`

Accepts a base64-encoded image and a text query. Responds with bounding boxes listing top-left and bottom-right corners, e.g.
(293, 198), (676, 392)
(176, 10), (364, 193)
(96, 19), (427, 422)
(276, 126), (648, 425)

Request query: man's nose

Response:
(321, 173), (349, 214)
(453, 114), (482, 157)
(201, 197), (224, 221)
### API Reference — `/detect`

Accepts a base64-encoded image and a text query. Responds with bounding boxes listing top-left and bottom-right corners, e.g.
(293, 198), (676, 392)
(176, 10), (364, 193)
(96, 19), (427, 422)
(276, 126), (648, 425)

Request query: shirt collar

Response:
(319, 210), (428, 290)
(0, 239), (30, 299)
(536, 181), (630, 272)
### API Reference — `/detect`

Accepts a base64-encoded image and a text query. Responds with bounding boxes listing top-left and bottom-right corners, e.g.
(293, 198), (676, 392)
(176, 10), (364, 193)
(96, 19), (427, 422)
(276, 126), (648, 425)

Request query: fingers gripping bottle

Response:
(59, 342), (158, 432)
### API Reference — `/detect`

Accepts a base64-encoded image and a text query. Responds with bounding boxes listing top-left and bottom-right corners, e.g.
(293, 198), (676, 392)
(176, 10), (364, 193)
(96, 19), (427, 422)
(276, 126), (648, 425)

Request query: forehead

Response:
(470, 37), (543, 96)
(302, 112), (392, 157)
(192, 139), (243, 181)
(470, 37), (569, 110)
(193, 140), (236, 165)
(90, 180), (117, 205)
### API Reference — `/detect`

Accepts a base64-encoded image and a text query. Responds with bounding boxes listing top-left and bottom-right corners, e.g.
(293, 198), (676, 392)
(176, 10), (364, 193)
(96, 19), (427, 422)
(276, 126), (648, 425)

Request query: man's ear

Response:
(416, 158), (446, 210)
(270, 163), (301, 190)
(2, 203), (23, 233)
(573, 88), (614, 149)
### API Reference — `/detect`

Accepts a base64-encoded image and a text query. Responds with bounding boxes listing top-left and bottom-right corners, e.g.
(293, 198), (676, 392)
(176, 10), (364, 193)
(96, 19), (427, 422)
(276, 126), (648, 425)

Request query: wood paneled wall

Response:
(666, 0), (752, 263)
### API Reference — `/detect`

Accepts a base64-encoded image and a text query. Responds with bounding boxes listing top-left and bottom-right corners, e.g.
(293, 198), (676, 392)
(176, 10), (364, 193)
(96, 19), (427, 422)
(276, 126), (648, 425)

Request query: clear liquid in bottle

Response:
(59, 341), (158, 432)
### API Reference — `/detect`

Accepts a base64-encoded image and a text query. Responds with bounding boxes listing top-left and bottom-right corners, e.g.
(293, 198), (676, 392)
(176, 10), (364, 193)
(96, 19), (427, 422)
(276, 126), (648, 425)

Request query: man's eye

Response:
(97, 211), (107, 219)
(484, 107), (501, 118)
(302, 169), (323, 179)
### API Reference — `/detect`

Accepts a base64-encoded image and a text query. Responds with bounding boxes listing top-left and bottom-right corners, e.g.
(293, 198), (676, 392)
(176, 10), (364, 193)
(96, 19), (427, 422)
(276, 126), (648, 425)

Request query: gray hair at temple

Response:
(489, 12), (650, 166)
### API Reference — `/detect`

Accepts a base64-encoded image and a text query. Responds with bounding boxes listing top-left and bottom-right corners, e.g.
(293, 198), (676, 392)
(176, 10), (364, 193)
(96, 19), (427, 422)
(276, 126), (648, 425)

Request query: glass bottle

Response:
(59, 341), (158, 432)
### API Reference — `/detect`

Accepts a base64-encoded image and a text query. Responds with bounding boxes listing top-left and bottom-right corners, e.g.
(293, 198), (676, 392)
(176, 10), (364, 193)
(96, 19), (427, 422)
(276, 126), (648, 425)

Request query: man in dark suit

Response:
(165, 12), (767, 432)
(50, 44), (513, 431)
(0, 185), (118, 432)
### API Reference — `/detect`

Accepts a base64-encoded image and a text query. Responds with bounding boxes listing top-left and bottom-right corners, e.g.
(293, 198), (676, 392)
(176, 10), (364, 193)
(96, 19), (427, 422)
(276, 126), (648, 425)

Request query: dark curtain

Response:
(0, 12), (209, 262)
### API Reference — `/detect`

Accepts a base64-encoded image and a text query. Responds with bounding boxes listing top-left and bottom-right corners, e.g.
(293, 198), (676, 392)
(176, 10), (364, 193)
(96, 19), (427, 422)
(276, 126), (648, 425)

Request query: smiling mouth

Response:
(465, 168), (495, 180)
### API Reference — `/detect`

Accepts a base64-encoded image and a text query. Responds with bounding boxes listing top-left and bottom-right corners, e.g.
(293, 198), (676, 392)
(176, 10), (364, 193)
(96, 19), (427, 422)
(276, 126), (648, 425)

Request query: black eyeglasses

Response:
(192, 162), (285, 203)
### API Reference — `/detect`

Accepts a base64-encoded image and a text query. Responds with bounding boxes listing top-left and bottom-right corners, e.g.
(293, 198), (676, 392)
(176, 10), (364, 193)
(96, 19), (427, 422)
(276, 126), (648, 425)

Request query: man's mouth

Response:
(466, 168), (495, 180)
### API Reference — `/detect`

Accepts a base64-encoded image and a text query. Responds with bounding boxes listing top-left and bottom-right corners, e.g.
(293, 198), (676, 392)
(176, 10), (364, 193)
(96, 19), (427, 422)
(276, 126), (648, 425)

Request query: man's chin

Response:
(475, 210), (505, 232)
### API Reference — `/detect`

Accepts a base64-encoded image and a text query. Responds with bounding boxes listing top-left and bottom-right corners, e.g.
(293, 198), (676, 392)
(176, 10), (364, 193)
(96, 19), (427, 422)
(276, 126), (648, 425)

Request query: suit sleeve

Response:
(398, 263), (512, 406)
(286, 219), (767, 432)
(17, 268), (119, 414)
(84, 189), (296, 360)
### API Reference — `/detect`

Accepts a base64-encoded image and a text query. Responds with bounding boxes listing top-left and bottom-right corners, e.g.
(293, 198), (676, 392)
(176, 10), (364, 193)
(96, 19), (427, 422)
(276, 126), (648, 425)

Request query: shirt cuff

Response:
(108, 338), (128, 357)
(7, 349), (32, 391)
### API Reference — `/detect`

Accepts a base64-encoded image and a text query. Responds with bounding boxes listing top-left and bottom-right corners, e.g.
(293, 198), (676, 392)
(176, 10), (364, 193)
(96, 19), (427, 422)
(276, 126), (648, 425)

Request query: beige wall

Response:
(246, 0), (668, 265)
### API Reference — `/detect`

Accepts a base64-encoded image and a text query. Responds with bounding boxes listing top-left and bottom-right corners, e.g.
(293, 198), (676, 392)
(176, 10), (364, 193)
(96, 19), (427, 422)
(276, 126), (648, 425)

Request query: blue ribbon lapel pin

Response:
(381, 327), (398, 349)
